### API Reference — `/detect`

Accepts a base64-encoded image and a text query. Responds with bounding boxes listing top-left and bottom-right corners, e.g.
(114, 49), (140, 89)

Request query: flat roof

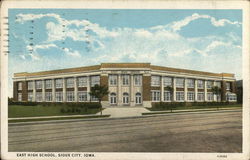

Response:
(14, 63), (235, 78)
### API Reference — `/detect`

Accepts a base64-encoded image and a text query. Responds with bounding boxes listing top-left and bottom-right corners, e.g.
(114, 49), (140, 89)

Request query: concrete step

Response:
(97, 107), (150, 118)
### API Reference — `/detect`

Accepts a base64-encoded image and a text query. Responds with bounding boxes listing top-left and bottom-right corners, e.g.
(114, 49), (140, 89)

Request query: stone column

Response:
(42, 79), (45, 102)
(74, 77), (78, 102)
(130, 74), (135, 106)
(52, 79), (55, 102)
(32, 80), (36, 102)
(87, 76), (91, 101)
(184, 78), (188, 101)
(173, 77), (176, 101)
(118, 74), (122, 106)
(194, 79), (198, 101)
(204, 80), (207, 101)
(161, 76), (164, 102)
(63, 78), (66, 102)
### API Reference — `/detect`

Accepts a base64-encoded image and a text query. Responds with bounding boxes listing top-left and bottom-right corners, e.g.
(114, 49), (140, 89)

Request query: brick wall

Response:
(221, 81), (227, 101)
(143, 76), (151, 101)
(21, 81), (28, 101)
(100, 75), (108, 101)
(13, 81), (18, 101)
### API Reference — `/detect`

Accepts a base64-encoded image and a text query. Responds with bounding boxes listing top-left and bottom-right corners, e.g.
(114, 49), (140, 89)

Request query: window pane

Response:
(151, 76), (160, 86)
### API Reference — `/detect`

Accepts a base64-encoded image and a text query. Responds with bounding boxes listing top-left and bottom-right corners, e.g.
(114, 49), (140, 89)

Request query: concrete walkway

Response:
(98, 107), (150, 118)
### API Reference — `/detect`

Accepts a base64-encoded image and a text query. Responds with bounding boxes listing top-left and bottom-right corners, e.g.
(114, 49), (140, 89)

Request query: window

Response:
(197, 92), (204, 101)
(197, 80), (204, 89)
(176, 91), (184, 101)
(66, 78), (74, 88)
(45, 80), (52, 89)
(91, 95), (98, 102)
(164, 91), (172, 101)
(122, 75), (130, 86)
(55, 79), (63, 88)
(123, 92), (129, 104)
(78, 91), (88, 102)
(18, 82), (22, 90)
(55, 92), (63, 102)
(176, 78), (184, 88)
(36, 92), (42, 102)
(78, 77), (87, 87)
(110, 93), (117, 104)
(226, 82), (231, 91)
(28, 92), (33, 101)
(187, 79), (194, 88)
(135, 92), (142, 104)
(28, 81), (33, 90)
(18, 93), (22, 101)
(66, 91), (74, 102)
(91, 76), (100, 87)
(151, 76), (160, 86)
(187, 92), (195, 101)
(226, 92), (237, 101)
(134, 75), (142, 86)
(207, 81), (213, 89)
(163, 77), (172, 87)
(36, 80), (42, 89)
(109, 75), (117, 86)
(215, 94), (221, 102)
(45, 92), (52, 102)
(215, 81), (221, 88)
(151, 91), (160, 102)
(207, 92), (213, 101)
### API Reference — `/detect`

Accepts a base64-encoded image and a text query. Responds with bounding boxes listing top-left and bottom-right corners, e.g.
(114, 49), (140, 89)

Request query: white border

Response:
(1, 0), (249, 160)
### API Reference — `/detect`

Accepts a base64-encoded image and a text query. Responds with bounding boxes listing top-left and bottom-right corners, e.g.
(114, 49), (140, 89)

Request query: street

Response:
(8, 110), (242, 152)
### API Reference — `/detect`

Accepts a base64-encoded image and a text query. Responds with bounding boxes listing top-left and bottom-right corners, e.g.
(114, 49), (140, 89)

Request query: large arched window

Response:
(135, 92), (142, 104)
(110, 93), (117, 104)
(123, 92), (129, 104)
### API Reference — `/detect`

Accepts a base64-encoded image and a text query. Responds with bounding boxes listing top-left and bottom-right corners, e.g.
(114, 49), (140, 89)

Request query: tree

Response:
(89, 84), (109, 115)
(211, 86), (221, 110)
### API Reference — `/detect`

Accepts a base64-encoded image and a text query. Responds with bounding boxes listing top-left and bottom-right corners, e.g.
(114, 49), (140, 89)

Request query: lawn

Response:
(148, 104), (242, 111)
(8, 105), (102, 118)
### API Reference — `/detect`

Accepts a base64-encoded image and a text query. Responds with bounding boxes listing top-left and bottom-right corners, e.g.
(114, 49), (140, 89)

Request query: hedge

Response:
(8, 101), (101, 109)
(151, 101), (238, 109)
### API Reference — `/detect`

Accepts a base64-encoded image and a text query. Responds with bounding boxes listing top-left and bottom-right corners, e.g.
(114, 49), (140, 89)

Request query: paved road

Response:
(8, 110), (242, 152)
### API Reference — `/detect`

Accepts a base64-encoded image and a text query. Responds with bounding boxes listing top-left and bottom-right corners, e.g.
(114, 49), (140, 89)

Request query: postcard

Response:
(1, 0), (249, 160)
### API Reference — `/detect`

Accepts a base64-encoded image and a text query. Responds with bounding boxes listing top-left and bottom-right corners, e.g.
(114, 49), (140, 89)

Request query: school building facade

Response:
(12, 63), (237, 107)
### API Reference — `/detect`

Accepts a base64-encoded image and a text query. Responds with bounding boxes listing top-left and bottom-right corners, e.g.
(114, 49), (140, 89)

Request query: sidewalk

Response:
(9, 114), (105, 120)
(142, 107), (242, 115)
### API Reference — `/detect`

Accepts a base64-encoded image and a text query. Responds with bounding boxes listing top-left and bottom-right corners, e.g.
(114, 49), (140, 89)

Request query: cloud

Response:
(64, 48), (81, 57)
(152, 13), (241, 32)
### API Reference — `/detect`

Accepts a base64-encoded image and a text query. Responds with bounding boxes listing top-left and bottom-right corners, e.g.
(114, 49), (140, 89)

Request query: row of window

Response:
(151, 76), (222, 88)
(109, 75), (142, 86)
(24, 91), (98, 102)
(19, 76), (100, 90)
(151, 91), (219, 102)
(110, 92), (142, 104)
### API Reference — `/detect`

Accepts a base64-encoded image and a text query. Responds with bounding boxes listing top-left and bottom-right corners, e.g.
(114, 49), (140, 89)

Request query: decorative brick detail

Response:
(221, 81), (227, 101)
(13, 81), (18, 101)
(143, 76), (151, 101)
(22, 81), (28, 101)
(151, 86), (160, 90)
(100, 75), (108, 101)
(176, 88), (184, 91)
(56, 88), (63, 92)
(45, 89), (52, 92)
(188, 88), (195, 91)
(66, 88), (74, 91)
(231, 81), (237, 93)
(198, 89), (204, 92)
(78, 87), (87, 91)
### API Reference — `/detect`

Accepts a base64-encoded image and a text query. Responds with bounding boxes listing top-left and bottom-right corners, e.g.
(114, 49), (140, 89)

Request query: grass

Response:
(8, 115), (110, 123)
(8, 105), (102, 118)
(147, 104), (242, 111)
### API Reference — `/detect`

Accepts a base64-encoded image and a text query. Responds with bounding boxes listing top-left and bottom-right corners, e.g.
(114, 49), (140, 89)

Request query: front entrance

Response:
(123, 92), (129, 105)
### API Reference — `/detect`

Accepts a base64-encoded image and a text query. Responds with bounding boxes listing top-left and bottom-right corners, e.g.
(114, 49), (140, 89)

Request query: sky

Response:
(8, 9), (242, 97)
